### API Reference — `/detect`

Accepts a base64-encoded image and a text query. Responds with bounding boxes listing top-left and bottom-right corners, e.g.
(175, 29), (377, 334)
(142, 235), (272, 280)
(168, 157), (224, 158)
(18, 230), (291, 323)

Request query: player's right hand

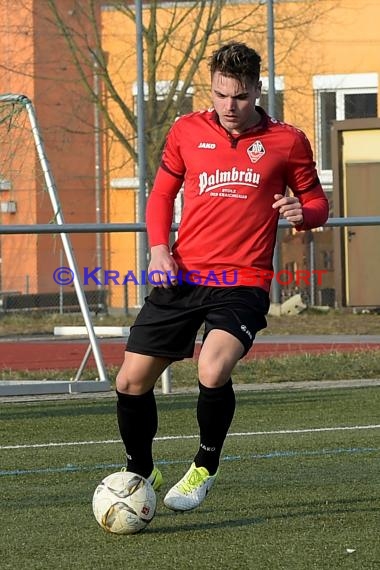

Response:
(148, 245), (179, 288)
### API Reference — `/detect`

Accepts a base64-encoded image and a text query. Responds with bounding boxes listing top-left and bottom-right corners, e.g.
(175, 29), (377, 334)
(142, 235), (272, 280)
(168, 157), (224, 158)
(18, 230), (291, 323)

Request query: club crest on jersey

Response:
(247, 140), (265, 163)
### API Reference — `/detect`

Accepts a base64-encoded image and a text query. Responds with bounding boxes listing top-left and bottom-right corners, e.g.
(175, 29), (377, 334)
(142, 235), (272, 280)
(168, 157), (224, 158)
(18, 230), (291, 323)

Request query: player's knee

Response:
(198, 360), (229, 388)
(115, 365), (148, 395)
(115, 353), (162, 395)
(116, 370), (137, 394)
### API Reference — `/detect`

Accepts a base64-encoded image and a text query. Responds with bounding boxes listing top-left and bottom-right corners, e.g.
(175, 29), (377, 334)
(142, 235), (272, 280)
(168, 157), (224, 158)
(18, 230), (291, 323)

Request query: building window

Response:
(313, 74), (378, 172)
(133, 80), (193, 121)
(132, 80), (193, 175)
(258, 76), (284, 121)
(258, 91), (284, 122)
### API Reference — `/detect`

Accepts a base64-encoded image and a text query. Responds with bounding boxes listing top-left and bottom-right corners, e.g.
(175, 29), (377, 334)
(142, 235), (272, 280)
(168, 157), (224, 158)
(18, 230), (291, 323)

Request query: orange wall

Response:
(0, 0), (101, 297)
(0, 1), (37, 293)
(3, 3), (375, 305)
(101, 1), (380, 308)
(278, 0), (380, 148)
(106, 188), (137, 310)
(103, 0), (380, 159)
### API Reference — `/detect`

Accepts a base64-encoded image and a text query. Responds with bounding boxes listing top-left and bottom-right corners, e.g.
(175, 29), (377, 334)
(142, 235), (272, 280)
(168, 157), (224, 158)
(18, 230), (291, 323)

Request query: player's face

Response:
(211, 71), (261, 134)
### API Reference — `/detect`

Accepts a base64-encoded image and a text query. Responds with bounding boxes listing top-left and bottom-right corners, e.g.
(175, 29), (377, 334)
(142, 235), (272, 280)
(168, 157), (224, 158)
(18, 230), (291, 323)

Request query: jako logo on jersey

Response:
(199, 167), (260, 194)
(198, 142), (216, 149)
(247, 140), (265, 163)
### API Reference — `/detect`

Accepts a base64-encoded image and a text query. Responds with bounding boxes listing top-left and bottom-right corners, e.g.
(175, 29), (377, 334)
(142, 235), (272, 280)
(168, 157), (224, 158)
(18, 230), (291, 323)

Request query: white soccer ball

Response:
(92, 471), (157, 535)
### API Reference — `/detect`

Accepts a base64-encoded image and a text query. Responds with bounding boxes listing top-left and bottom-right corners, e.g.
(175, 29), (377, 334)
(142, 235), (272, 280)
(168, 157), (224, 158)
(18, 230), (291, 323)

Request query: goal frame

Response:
(0, 93), (110, 396)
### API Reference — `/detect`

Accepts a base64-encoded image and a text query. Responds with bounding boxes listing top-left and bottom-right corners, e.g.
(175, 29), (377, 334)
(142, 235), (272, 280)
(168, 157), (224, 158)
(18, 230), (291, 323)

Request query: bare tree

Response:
(9, 0), (336, 188)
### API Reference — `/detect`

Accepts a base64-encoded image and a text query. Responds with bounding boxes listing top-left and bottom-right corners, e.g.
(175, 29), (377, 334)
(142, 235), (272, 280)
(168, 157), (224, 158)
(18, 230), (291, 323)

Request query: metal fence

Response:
(0, 217), (379, 397)
(1, 216), (380, 314)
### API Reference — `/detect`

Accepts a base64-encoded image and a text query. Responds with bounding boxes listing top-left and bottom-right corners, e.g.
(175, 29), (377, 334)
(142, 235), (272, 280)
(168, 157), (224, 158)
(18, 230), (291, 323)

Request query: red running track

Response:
(1, 338), (380, 371)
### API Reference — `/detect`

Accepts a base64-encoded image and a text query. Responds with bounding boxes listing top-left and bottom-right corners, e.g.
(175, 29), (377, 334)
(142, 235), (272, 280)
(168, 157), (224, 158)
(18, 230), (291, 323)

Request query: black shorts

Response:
(126, 283), (270, 360)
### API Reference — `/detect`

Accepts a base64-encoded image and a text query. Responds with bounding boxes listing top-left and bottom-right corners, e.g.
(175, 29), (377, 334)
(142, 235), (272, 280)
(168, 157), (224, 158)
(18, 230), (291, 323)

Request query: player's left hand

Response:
(272, 194), (303, 226)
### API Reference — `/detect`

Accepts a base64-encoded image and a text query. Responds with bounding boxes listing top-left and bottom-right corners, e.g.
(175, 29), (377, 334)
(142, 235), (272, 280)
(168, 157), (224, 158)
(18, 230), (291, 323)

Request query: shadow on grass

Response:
(148, 495), (380, 535)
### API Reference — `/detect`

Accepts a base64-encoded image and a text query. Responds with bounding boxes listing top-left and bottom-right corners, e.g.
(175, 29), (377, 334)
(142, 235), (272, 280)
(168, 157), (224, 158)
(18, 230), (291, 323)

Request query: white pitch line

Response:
(1, 423), (380, 451)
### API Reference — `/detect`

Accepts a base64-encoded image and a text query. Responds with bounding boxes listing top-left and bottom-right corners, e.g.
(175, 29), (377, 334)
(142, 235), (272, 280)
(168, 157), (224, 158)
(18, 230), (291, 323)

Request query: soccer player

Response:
(116, 42), (329, 511)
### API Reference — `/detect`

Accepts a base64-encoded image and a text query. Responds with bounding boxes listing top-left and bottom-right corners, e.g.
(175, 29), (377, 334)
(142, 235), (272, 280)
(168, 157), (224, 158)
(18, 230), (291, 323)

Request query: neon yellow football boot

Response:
(164, 463), (218, 511)
(121, 466), (163, 492)
(148, 466), (163, 492)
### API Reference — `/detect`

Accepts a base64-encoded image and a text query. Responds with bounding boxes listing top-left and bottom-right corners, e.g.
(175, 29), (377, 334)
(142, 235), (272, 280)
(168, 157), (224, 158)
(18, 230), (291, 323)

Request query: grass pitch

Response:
(1, 386), (379, 570)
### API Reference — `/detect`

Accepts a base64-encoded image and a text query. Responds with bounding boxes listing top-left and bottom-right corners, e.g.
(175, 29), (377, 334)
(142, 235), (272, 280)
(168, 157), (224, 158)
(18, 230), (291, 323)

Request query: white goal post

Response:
(0, 93), (110, 396)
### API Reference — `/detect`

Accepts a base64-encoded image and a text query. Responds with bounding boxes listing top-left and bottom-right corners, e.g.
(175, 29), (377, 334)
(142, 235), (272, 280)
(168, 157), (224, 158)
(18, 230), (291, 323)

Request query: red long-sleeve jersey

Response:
(146, 107), (329, 291)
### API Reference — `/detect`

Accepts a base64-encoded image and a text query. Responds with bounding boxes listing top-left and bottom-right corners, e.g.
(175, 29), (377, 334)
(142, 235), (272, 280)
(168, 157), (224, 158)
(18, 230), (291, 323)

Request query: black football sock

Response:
(116, 388), (157, 478)
(194, 378), (236, 475)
